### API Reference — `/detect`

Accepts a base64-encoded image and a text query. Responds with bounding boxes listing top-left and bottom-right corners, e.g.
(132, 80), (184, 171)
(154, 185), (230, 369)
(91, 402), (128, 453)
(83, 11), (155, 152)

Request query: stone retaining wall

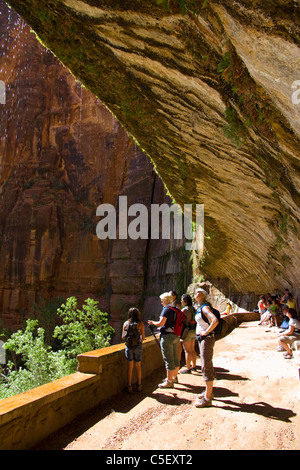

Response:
(0, 335), (163, 450)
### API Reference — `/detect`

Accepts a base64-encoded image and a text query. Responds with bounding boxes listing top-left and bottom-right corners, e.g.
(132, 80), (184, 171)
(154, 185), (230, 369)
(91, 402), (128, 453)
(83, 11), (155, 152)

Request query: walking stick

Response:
(148, 325), (161, 349)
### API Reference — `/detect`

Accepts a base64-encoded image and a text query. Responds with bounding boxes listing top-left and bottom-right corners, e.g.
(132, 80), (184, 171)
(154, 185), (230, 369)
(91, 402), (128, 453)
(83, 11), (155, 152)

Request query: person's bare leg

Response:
(127, 361), (134, 386)
(192, 349), (197, 368)
(182, 343), (191, 370)
(205, 380), (214, 400)
(278, 339), (291, 355)
(167, 369), (175, 382)
(173, 366), (179, 381)
(135, 361), (142, 385)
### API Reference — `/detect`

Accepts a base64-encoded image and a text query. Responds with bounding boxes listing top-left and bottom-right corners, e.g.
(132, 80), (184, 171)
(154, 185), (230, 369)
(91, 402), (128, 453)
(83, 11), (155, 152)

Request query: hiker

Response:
(257, 296), (269, 325)
(277, 308), (300, 359)
(122, 307), (145, 392)
(194, 288), (219, 408)
(224, 301), (232, 315)
(280, 289), (290, 305)
(148, 292), (180, 389)
(269, 297), (279, 327)
(277, 305), (290, 351)
(169, 290), (184, 365)
(279, 304), (290, 331)
(286, 293), (296, 310)
(179, 294), (197, 374)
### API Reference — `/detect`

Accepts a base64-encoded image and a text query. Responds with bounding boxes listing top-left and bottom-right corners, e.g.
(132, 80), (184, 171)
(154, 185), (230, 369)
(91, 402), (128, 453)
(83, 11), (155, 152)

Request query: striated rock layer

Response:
(5, 0), (300, 300)
(0, 3), (192, 338)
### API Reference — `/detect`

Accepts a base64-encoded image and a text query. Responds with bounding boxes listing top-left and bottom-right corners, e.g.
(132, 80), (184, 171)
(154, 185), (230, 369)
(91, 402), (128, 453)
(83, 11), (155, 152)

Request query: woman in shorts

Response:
(122, 307), (145, 392)
(179, 294), (197, 374)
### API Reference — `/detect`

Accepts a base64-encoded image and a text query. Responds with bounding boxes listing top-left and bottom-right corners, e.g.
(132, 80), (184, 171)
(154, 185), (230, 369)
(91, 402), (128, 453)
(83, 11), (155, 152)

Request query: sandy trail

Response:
(36, 322), (300, 451)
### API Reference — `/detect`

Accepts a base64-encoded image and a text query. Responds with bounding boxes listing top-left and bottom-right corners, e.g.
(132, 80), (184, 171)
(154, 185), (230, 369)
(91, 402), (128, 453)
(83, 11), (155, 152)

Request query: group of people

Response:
(257, 289), (300, 359)
(122, 288), (219, 408)
(121, 287), (300, 407)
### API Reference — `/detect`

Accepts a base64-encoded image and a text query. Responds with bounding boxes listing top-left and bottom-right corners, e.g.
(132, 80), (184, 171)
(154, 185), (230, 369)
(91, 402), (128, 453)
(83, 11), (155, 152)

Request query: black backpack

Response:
(123, 322), (141, 347)
(199, 303), (224, 337)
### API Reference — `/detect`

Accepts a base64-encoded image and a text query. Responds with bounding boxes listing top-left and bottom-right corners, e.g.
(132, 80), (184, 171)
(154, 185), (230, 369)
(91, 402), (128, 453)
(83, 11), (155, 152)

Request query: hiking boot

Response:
(158, 380), (174, 389)
(194, 396), (212, 408)
(162, 376), (178, 384)
(179, 368), (191, 374)
(137, 383), (143, 392)
(161, 376), (178, 384)
(197, 391), (214, 399)
(127, 385), (132, 393)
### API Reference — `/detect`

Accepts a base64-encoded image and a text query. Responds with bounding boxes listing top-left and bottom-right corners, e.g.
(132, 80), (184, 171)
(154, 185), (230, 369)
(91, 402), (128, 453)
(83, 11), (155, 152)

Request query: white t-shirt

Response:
(195, 308), (209, 334)
(289, 317), (300, 334)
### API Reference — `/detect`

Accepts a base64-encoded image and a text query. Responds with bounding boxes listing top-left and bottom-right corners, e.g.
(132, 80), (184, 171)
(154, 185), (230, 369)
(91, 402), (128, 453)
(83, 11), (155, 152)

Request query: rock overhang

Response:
(4, 0), (300, 295)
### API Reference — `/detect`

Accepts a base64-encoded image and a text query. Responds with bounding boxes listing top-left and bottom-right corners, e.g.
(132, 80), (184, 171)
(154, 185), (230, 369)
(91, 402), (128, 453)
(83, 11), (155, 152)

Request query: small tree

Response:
(53, 297), (114, 366)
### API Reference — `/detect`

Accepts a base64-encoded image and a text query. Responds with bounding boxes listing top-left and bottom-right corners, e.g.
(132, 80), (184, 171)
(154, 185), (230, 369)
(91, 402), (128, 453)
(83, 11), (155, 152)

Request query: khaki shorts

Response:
(280, 334), (300, 346)
(182, 329), (196, 343)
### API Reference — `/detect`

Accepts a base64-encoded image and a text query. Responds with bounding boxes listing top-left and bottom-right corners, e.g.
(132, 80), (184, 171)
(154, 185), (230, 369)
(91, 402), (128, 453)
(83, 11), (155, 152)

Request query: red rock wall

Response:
(0, 3), (191, 339)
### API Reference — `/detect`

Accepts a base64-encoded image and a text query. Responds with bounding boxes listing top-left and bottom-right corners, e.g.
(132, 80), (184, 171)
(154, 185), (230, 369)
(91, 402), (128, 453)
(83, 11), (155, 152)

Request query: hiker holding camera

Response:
(148, 292), (180, 389)
(122, 307), (145, 393)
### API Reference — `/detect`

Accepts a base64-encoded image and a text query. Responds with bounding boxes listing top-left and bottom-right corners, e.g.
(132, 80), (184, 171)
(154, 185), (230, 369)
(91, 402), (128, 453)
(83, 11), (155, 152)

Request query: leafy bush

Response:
(53, 297), (114, 364)
(0, 298), (114, 400)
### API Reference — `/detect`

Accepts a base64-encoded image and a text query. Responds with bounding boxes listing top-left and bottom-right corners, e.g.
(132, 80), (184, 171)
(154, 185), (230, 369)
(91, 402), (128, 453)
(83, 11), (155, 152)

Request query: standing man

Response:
(194, 288), (219, 407)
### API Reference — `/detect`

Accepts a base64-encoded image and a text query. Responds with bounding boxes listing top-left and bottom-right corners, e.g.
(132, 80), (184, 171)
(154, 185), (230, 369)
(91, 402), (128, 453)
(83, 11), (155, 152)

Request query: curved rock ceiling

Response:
(5, 0), (300, 295)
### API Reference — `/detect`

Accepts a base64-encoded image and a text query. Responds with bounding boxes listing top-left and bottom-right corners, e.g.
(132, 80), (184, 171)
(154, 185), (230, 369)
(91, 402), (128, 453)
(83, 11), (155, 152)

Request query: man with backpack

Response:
(148, 292), (182, 389)
(194, 288), (219, 408)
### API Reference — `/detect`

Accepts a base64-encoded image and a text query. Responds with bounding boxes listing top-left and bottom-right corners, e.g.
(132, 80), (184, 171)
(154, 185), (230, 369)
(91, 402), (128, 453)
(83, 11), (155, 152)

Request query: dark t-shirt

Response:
(159, 305), (175, 335)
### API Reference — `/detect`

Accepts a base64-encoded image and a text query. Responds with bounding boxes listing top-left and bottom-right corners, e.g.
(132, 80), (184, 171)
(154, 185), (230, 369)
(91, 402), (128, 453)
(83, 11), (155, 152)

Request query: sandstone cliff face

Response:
(6, 0), (300, 299)
(0, 3), (191, 337)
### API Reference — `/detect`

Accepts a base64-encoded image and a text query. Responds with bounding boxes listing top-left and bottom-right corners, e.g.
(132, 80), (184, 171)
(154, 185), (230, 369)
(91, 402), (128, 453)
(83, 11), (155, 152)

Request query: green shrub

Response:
(0, 298), (114, 399)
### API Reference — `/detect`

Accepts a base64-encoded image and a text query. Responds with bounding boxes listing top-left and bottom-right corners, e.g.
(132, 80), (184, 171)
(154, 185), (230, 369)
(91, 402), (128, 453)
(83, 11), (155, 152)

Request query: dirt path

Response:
(37, 322), (300, 451)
